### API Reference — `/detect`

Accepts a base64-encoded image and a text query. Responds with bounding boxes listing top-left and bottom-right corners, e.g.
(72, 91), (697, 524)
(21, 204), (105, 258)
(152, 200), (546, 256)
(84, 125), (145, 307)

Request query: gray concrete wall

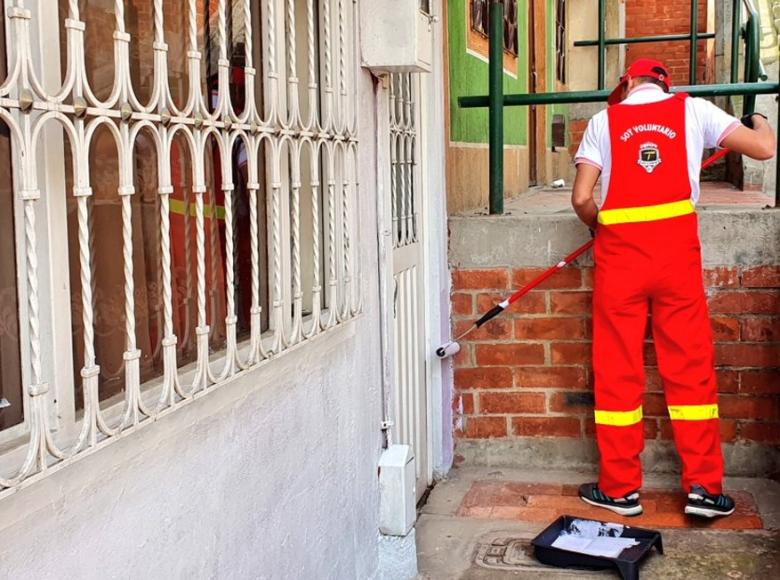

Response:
(449, 209), (780, 268)
(456, 438), (780, 477)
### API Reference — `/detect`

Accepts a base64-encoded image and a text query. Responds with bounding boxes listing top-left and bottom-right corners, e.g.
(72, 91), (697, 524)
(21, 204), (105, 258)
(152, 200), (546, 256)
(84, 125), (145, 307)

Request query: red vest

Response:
(604, 93), (691, 210)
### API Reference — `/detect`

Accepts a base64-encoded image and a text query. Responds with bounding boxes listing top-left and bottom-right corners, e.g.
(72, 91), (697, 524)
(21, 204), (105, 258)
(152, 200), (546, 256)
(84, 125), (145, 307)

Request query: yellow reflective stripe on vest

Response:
(594, 406), (643, 427)
(598, 199), (695, 225)
(169, 198), (226, 220)
(667, 404), (719, 421)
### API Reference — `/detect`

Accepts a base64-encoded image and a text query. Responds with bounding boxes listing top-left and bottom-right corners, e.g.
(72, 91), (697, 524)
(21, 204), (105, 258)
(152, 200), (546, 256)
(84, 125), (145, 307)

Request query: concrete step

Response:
(449, 202), (779, 269)
(454, 182), (775, 218)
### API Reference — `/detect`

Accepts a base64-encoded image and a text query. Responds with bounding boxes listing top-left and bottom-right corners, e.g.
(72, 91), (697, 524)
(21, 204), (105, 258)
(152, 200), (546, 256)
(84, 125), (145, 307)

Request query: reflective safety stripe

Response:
(668, 404), (719, 421)
(598, 199), (695, 225)
(594, 406), (643, 426)
(169, 198), (226, 220)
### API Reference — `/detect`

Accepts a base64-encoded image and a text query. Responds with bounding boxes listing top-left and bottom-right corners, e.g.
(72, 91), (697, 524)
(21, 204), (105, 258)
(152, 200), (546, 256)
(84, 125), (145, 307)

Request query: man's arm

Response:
(720, 114), (776, 160)
(572, 163), (601, 229)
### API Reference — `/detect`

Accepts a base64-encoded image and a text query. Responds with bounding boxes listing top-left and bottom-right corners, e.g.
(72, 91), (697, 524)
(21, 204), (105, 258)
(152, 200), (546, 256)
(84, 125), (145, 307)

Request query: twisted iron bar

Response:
(0, 0), (361, 496)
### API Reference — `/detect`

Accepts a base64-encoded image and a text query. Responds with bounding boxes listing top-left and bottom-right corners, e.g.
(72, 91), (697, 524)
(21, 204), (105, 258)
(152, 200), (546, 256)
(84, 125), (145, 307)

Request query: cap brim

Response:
(607, 79), (628, 106)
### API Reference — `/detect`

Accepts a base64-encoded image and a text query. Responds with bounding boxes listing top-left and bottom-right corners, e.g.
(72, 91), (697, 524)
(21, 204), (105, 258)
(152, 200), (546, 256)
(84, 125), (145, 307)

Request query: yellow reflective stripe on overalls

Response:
(594, 406), (643, 427)
(597, 199), (695, 225)
(667, 404), (719, 421)
(169, 198), (226, 220)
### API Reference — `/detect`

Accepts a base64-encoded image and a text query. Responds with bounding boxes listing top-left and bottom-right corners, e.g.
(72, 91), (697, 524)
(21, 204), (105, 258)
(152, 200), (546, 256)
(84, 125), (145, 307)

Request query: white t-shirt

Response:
(574, 84), (741, 206)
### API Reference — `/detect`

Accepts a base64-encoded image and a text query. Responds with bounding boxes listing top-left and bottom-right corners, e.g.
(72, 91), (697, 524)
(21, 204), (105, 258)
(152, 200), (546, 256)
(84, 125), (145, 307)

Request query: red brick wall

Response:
(451, 265), (780, 445)
(568, 118), (588, 158)
(625, 0), (710, 86)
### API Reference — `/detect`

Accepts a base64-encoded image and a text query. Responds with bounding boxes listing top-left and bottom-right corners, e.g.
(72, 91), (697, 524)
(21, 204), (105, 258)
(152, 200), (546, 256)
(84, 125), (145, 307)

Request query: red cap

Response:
(607, 58), (672, 105)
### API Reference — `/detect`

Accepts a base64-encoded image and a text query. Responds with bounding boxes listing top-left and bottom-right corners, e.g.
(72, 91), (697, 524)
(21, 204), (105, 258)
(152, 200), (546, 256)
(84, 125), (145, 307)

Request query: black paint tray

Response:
(531, 515), (663, 580)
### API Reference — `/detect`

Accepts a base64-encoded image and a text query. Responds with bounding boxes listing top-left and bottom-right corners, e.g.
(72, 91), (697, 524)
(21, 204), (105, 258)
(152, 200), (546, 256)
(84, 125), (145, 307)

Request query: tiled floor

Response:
(456, 481), (763, 530)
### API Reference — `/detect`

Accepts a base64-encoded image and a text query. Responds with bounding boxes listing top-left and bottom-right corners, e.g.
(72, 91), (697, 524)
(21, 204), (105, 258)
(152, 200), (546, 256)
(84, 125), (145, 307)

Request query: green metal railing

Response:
(463, 0), (779, 214)
(460, 82), (780, 107)
(489, 0), (504, 214)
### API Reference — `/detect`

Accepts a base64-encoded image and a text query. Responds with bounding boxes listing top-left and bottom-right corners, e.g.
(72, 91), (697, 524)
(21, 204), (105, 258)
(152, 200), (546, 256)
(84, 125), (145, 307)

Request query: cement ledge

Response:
(449, 208), (780, 268)
(455, 437), (780, 479)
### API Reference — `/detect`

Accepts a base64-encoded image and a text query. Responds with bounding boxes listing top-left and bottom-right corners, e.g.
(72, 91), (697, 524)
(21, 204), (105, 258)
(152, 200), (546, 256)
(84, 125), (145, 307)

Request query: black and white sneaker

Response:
(684, 484), (735, 518)
(578, 482), (643, 517)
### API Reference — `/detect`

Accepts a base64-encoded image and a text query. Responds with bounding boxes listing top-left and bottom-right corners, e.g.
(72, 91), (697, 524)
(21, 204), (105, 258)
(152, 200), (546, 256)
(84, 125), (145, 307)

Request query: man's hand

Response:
(572, 163), (601, 229)
(740, 112), (767, 129)
(721, 114), (776, 160)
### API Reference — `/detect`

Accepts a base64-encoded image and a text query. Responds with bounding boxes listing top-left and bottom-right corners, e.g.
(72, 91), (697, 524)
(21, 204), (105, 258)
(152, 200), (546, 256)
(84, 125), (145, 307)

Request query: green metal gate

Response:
(460, 0), (780, 214)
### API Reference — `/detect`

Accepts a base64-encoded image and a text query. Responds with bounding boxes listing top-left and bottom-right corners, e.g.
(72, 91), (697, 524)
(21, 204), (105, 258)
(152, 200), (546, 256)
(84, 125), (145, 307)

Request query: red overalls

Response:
(593, 93), (724, 498)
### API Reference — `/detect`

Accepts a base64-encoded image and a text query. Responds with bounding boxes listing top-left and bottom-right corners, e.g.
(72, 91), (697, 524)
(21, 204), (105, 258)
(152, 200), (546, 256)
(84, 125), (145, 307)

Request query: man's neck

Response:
(627, 84), (664, 97)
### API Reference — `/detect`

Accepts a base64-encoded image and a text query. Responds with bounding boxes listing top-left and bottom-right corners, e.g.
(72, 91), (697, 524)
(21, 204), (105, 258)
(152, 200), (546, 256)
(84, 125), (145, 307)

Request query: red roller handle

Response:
(473, 239), (594, 329)
(701, 148), (729, 170)
(467, 149), (727, 332)
(505, 240), (594, 306)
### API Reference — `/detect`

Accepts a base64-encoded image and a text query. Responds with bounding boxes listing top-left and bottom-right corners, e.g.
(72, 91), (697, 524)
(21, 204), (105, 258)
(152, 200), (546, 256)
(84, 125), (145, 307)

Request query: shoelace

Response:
(593, 488), (634, 504)
(690, 492), (729, 507)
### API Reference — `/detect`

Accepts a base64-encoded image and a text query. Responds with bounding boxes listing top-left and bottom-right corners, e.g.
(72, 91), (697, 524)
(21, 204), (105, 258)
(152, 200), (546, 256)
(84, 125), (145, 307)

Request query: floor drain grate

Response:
(473, 535), (601, 575)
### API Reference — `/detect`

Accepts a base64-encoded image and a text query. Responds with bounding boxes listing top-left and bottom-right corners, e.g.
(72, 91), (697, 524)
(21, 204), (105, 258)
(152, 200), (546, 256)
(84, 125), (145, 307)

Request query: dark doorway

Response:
(528, 0), (547, 187)
(528, 0), (539, 186)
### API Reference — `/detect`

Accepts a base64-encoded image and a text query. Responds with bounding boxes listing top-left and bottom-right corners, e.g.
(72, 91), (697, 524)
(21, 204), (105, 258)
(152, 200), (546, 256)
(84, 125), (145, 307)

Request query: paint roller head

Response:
(436, 341), (461, 359)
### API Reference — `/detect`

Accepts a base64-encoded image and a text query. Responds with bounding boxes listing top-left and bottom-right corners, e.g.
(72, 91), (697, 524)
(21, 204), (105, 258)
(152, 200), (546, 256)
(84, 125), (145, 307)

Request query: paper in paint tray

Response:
(550, 519), (640, 558)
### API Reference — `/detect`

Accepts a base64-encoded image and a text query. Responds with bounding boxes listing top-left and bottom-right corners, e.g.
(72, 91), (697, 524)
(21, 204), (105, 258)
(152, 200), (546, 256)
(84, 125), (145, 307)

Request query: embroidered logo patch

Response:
(638, 142), (661, 173)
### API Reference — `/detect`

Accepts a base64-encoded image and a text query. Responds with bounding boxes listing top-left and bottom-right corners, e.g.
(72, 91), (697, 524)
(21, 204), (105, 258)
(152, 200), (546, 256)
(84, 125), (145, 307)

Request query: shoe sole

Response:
(579, 495), (643, 517)
(684, 505), (735, 518)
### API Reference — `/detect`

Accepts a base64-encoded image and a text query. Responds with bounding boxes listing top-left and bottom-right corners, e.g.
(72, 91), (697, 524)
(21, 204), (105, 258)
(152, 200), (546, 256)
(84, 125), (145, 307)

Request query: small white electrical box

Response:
(378, 444), (416, 536)
(360, 0), (434, 73)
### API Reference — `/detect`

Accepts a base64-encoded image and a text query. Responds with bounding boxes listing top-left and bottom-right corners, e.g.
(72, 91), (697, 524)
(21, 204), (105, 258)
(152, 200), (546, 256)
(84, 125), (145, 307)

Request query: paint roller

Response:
(436, 240), (595, 358)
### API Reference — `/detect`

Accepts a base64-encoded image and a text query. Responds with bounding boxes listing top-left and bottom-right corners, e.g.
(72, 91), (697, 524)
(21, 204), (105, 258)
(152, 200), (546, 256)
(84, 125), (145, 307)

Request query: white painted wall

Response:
(567, 0), (624, 91)
(421, 0), (454, 477)
(0, 70), (386, 580)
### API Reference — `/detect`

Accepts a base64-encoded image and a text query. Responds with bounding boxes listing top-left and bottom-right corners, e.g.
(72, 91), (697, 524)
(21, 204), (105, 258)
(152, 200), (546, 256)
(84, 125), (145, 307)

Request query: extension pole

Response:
(488, 0), (504, 215)
(436, 148), (734, 359)
(436, 239), (594, 358)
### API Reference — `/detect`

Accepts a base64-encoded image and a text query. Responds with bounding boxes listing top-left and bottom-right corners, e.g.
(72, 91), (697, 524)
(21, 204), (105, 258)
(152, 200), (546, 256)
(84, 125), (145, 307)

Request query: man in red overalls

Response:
(572, 59), (776, 518)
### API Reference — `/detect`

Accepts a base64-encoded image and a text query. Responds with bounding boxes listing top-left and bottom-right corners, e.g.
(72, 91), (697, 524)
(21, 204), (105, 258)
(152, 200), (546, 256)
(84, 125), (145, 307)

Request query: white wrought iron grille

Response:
(389, 72), (417, 249)
(0, 0), (361, 494)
